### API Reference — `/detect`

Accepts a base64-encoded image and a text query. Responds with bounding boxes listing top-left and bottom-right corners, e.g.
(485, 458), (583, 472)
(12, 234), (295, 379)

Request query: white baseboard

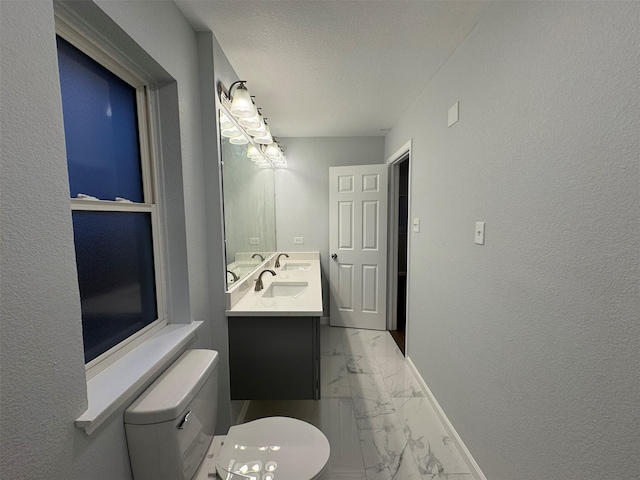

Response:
(406, 357), (487, 480)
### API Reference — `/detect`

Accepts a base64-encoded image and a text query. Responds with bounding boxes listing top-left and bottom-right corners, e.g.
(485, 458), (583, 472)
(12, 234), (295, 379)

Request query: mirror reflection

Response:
(220, 110), (276, 289)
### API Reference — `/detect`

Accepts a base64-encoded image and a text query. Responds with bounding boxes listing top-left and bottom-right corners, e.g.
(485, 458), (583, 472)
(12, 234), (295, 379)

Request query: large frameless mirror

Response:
(220, 109), (277, 289)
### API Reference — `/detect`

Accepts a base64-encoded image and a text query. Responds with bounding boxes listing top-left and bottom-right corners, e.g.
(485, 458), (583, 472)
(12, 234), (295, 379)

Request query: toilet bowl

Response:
(124, 349), (330, 480)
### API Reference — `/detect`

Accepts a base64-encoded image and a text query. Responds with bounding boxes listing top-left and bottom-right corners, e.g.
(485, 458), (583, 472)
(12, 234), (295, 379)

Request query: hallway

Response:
(241, 326), (471, 479)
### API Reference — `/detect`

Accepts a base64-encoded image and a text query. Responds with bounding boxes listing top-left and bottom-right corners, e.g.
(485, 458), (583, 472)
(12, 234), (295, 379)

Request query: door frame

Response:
(386, 141), (412, 348)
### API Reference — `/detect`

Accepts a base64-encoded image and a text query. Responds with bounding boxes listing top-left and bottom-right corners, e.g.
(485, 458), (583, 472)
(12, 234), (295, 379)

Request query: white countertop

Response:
(225, 252), (323, 317)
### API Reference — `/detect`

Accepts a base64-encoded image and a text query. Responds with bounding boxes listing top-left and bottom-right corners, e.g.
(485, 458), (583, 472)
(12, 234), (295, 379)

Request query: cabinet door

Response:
(229, 316), (319, 400)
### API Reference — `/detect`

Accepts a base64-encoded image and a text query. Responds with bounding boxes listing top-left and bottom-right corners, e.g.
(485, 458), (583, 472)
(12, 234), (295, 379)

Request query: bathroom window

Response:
(56, 24), (165, 371)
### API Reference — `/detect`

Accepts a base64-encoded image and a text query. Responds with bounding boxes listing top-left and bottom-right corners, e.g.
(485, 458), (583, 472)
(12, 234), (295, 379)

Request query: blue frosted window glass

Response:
(72, 211), (157, 362)
(57, 36), (143, 202)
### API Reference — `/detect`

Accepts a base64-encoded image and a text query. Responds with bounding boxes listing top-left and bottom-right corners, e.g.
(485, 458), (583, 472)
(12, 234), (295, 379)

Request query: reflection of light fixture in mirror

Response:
(246, 144), (262, 159)
(220, 112), (233, 130)
(229, 135), (249, 145)
(272, 157), (287, 168)
(221, 125), (242, 138)
(264, 142), (281, 160)
(264, 141), (288, 168)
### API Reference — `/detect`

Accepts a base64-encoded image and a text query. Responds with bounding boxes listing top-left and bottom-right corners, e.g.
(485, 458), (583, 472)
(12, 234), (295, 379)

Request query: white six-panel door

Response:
(329, 165), (388, 330)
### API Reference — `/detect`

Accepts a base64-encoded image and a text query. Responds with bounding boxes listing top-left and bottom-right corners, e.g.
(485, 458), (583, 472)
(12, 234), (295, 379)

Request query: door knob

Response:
(331, 253), (337, 259)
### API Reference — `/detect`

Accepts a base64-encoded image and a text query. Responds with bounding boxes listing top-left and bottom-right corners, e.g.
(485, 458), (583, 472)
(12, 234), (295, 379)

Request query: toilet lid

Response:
(216, 417), (330, 480)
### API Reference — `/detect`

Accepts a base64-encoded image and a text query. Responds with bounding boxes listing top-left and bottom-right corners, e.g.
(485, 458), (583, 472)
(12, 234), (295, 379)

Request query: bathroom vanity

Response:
(225, 252), (323, 400)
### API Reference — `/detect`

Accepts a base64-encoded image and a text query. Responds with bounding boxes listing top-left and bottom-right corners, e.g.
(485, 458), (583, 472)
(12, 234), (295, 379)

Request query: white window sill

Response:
(75, 321), (203, 435)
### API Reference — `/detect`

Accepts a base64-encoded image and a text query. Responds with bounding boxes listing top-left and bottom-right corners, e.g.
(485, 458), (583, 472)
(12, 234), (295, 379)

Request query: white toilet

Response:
(124, 349), (330, 480)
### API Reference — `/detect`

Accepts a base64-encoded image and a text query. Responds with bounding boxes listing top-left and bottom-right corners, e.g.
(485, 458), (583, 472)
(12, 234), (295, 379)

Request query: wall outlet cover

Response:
(475, 222), (485, 245)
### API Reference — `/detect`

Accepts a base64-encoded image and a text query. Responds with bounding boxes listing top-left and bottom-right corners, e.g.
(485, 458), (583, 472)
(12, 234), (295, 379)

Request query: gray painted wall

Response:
(0, 1), (231, 478)
(276, 137), (385, 315)
(1, 2), (89, 478)
(385, 3), (640, 479)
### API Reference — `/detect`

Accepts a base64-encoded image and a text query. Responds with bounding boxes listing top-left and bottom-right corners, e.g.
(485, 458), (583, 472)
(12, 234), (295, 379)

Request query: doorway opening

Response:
(390, 157), (409, 354)
(387, 141), (411, 356)
(390, 156), (409, 354)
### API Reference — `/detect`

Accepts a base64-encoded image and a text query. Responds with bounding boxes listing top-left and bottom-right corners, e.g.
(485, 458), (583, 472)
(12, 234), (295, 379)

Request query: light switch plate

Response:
(294, 236), (304, 244)
(413, 218), (420, 233)
(448, 101), (459, 127)
(475, 222), (485, 245)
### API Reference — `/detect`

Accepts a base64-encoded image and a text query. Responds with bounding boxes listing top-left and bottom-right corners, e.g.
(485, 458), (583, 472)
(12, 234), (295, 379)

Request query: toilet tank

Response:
(125, 349), (219, 480)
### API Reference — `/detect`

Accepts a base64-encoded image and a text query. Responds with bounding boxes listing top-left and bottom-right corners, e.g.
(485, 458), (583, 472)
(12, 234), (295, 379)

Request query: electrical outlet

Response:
(249, 237), (259, 245)
(293, 237), (304, 245)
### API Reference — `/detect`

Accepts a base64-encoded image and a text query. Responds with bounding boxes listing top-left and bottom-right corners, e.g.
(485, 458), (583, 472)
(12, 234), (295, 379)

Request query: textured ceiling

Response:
(175, 1), (490, 137)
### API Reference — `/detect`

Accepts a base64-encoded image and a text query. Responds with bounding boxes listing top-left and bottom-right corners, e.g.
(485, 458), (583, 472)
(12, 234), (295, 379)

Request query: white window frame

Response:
(55, 17), (167, 380)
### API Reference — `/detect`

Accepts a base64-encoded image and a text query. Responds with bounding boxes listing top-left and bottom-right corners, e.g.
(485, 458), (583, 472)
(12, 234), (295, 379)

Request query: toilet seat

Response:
(216, 417), (330, 480)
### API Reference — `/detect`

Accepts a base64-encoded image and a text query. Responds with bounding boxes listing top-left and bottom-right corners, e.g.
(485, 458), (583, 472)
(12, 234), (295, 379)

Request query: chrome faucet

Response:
(254, 269), (276, 291)
(275, 253), (289, 268)
(226, 270), (239, 282)
(252, 253), (264, 262)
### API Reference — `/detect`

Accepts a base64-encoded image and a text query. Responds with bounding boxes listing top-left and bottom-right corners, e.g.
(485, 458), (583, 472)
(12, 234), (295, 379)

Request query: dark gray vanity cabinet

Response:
(228, 316), (320, 400)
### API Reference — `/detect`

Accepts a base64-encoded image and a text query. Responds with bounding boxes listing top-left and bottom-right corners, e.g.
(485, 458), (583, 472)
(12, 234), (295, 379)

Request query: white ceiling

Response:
(175, 1), (490, 137)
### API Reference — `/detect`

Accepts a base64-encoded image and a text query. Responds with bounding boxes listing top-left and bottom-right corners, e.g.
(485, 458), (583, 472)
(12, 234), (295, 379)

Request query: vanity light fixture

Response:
(252, 123), (273, 145)
(228, 81), (257, 118)
(246, 121), (268, 139)
(242, 108), (268, 137)
(239, 108), (263, 130)
(219, 80), (287, 168)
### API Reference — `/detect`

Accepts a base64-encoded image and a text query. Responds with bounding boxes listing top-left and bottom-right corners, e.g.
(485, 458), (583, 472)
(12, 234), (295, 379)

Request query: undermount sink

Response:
(281, 263), (311, 271)
(262, 281), (308, 298)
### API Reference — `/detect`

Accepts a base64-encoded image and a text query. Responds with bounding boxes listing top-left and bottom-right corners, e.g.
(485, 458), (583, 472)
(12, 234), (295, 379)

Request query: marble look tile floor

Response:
(240, 325), (472, 480)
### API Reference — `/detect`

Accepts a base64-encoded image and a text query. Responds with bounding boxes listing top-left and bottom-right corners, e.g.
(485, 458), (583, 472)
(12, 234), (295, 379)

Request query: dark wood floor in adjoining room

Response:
(389, 329), (405, 355)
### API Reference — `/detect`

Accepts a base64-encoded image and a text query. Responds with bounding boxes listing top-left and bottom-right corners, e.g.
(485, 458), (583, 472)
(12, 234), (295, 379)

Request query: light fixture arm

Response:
(217, 80), (249, 103)
(228, 80), (248, 96)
